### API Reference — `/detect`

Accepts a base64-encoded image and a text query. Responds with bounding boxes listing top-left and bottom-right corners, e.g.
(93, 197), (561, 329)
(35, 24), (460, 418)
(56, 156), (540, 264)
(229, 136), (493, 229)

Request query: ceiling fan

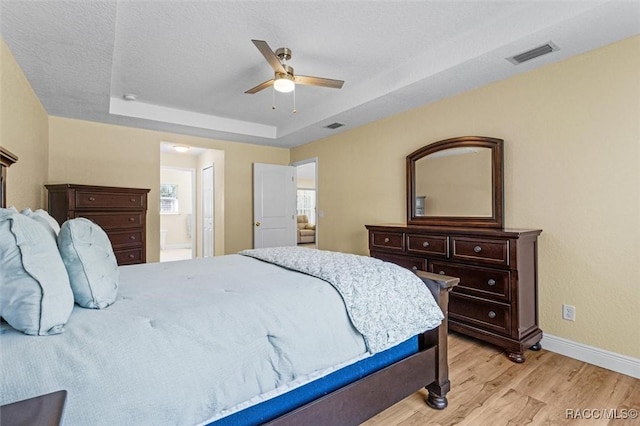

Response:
(245, 40), (344, 94)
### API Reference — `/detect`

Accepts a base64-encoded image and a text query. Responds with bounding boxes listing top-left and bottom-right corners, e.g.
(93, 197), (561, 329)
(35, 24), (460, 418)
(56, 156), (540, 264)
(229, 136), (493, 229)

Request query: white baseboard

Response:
(541, 334), (640, 379)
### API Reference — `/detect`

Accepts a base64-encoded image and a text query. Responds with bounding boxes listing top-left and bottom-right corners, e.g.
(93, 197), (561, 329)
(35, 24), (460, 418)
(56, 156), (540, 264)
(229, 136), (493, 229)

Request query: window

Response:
(160, 183), (179, 214)
(296, 189), (316, 224)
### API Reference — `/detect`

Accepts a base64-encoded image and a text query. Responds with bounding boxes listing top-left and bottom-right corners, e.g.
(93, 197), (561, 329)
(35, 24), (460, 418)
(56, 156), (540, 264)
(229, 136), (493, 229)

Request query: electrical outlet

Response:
(562, 304), (576, 321)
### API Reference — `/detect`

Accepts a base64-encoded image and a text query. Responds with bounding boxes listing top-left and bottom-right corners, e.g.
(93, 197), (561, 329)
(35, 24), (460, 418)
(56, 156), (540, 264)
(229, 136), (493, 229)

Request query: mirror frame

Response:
(406, 136), (504, 228)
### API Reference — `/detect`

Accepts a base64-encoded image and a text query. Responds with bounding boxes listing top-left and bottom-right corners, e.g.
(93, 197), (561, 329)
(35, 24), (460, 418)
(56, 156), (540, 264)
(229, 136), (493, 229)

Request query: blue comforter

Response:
(0, 252), (441, 425)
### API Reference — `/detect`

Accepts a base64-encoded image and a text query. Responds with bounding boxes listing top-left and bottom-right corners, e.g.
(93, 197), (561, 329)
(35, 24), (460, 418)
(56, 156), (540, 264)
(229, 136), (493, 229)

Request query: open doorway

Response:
(293, 158), (317, 249)
(159, 166), (195, 262)
(160, 142), (225, 261)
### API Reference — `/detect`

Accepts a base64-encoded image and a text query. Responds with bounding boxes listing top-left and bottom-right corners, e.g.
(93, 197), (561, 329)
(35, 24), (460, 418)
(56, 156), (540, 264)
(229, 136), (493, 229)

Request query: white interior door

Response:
(253, 163), (296, 248)
(202, 165), (214, 257)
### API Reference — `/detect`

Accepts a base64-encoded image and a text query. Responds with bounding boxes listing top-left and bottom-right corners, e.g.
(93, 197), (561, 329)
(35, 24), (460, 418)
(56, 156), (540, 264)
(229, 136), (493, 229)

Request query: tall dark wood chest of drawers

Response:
(46, 184), (150, 265)
(366, 224), (542, 363)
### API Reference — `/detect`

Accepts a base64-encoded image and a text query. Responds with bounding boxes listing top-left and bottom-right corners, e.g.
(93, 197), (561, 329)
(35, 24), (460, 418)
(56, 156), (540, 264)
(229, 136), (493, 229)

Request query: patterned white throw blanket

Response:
(240, 247), (444, 353)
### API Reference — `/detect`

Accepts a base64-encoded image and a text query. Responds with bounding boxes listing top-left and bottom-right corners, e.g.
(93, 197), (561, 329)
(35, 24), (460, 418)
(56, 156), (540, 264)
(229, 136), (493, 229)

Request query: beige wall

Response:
(48, 117), (289, 261)
(0, 38), (49, 209)
(292, 36), (640, 359)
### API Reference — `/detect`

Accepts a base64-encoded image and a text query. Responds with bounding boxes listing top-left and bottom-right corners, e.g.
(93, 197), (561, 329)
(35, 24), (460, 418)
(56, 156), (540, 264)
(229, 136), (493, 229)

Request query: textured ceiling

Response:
(1, 1), (639, 148)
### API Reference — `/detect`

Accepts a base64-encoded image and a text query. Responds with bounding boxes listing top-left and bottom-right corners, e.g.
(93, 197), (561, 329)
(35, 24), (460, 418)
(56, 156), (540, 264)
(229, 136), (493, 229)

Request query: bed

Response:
(0, 154), (458, 425)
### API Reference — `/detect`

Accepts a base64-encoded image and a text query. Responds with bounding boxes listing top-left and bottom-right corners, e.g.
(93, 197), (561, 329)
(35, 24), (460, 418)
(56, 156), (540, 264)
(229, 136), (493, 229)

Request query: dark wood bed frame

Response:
(0, 146), (18, 209)
(0, 150), (457, 425)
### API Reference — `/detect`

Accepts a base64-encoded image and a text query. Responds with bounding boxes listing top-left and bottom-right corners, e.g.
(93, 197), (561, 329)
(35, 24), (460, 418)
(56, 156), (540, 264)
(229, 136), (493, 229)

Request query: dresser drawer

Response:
(451, 237), (509, 266)
(431, 262), (510, 301)
(370, 231), (404, 251)
(372, 252), (425, 272)
(74, 190), (146, 210)
(449, 294), (511, 336)
(115, 248), (143, 265)
(406, 234), (448, 257)
(77, 212), (144, 230)
(108, 229), (144, 249)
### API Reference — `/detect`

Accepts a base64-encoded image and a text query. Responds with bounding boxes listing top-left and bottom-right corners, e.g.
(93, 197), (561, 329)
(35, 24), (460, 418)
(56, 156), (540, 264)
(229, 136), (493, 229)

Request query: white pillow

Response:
(21, 208), (61, 239)
(0, 209), (74, 335)
(58, 218), (119, 309)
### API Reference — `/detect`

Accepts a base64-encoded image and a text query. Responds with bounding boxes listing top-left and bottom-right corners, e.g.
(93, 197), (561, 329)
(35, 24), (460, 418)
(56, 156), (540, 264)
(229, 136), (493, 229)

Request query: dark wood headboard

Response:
(0, 146), (19, 208)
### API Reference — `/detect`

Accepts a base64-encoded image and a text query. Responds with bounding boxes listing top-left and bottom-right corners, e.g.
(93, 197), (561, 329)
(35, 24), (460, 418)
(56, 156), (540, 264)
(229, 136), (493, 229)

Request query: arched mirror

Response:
(407, 136), (504, 228)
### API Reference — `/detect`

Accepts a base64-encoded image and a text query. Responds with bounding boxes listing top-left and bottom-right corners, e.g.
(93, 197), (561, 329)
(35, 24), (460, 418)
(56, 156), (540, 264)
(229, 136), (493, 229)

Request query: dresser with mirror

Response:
(366, 136), (542, 363)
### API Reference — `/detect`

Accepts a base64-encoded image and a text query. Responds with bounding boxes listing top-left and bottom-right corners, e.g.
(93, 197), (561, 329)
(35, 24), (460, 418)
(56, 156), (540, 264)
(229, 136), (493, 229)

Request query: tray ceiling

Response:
(1, 1), (638, 148)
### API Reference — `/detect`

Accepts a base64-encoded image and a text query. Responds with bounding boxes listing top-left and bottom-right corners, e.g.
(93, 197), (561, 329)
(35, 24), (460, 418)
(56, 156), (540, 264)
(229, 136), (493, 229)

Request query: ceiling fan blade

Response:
(245, 79), (274, 94)
(295, 75), (344, 89)
(252, 40), (286, 74)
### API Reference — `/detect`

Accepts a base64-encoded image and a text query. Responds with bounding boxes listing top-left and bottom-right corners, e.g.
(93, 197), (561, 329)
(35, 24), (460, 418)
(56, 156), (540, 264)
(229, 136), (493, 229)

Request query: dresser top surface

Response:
(45, 183), (150, 194)
(366, 223), (542, 238)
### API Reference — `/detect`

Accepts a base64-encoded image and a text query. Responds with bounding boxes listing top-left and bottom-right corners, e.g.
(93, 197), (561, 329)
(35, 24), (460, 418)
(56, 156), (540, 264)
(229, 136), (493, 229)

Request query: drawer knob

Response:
(439, 270), (445, 275)
(128, 254), (135, 259)
(474, 245), (482, 253)
(129, 217), (135, 222)
(88, 196), (96, 201)
(422, 241), (430, 248)
(487, 278), (496, 286)
(130, 198), (136, 202)
(384, 237), (390, 243)
(129, 235), (136, 240)
(488, 311), (496, 319)
(412, 266), (418, 271)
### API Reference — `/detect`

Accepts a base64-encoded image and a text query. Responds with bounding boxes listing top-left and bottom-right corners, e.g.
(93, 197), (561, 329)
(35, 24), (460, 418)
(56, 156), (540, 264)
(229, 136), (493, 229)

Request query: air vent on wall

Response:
(325, 122), (345, 129)
(507, 41), (559, 65)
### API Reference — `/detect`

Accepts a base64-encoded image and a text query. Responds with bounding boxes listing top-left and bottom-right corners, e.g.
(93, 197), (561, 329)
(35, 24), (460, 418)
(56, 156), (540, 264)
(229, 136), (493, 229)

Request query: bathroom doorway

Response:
(160, 142), (225, 260)
(160, 166), (195, 262)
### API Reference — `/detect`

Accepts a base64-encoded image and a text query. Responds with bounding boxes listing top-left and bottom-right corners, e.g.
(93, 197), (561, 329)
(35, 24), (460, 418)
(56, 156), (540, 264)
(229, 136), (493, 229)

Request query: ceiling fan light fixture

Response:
(273, 73), (295, 93)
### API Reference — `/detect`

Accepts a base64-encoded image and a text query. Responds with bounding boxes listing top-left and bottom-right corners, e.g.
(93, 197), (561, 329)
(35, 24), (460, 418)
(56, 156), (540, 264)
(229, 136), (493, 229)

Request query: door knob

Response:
(255, 221), (261, 227)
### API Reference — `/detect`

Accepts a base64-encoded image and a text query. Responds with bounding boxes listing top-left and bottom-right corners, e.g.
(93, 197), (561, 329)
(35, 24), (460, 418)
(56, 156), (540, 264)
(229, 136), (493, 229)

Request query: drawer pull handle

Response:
(384, 237), (390, 243)
(88, 196), (96, 201)
(422, 241), (430, 248)
(128, 254), (135, 259)
(487, 279), (496, 286)
(474, 245), (482, 253)
(439, 270), (445, 275)
(488, 311), (496, 319)
(129, 235), (136, 240)
(130, 198), (136, 202)
(129, 217), (135, 222)
(412, 266), (418, 271)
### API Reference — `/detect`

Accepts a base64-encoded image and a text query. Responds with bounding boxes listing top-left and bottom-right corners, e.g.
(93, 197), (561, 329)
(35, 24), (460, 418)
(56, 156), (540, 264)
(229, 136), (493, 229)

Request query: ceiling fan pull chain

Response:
(272, 86), (276, 110)
(293, 87), (297, 114)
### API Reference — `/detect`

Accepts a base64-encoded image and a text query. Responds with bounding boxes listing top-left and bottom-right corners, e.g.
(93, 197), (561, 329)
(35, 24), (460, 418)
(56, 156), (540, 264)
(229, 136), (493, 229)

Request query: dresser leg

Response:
(530, 342), (542, 351)
(507, 351), (526, 363)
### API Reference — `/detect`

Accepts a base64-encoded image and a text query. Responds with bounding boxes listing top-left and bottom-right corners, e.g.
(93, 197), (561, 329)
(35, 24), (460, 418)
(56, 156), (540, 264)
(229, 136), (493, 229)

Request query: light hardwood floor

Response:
(363, 333), (640, 426)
